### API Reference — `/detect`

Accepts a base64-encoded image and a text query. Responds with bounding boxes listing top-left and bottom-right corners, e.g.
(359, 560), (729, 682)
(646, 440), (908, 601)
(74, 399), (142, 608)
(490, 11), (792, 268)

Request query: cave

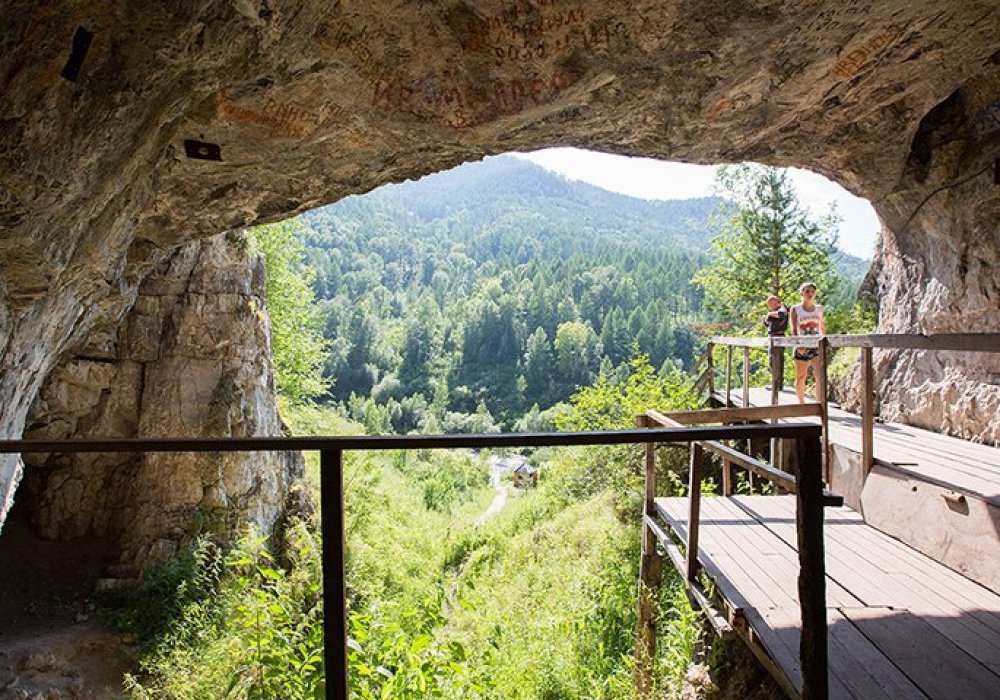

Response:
(1, 0), (997, 593)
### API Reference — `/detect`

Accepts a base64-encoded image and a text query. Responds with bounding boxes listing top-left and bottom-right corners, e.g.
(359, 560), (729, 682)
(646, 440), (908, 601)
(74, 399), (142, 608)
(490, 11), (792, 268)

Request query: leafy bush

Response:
(123, 524), (324, 699)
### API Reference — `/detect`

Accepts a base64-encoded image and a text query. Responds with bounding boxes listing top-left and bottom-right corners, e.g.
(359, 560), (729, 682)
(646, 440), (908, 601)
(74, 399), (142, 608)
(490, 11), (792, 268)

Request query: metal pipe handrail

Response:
(0, 422), (823, 699)
(0, 424), (821, 454)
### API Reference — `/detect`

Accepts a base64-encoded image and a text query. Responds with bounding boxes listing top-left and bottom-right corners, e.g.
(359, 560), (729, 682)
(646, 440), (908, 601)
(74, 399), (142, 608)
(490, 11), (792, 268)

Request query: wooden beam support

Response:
(722, 457), (733, 496)
(794, 435), (828, 700)
(652, 403), (821, 426)
(706, 343), (715, 397)
(686, 443), (704, 581)
(769, 336), (781, 406)
(725, 345), (734, 407)
(861, 346), (874, 479)
(644, 515), (735, 638)
(817, 337), (830, 484)
(742, 347), (751, 408)
(634, 519), (663, 698)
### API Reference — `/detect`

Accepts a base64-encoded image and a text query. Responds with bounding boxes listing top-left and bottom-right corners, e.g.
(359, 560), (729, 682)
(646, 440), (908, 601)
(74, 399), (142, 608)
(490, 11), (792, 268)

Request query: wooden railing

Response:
(704, 333), (1000, 481)
(635, 407), (834, 700)
(0, 422), (821, 700)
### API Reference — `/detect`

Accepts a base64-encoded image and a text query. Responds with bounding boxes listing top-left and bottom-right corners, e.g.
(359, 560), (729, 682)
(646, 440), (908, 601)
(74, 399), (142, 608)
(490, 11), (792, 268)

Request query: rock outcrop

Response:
(1, 1), (998, 541)
(20, 232), (301, 566)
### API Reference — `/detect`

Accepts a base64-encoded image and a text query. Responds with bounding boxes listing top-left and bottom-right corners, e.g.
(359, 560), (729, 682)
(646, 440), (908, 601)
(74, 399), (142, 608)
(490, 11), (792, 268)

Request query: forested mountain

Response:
(296, 155), (869, 429)
(298, 156), (723, 428)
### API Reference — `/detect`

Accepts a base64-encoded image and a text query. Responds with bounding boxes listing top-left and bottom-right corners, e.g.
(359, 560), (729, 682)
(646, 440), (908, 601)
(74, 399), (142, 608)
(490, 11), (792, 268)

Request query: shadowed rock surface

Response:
(1, 0), (998, 551)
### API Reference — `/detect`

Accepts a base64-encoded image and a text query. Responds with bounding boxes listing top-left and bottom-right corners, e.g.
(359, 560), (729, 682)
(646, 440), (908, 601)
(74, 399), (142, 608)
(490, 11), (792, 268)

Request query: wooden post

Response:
(794, 434), (828, 700)
(770, 336), (781, 406)
(861, 347), (874, 479)
(742, 347), (752, 476)
(634, 415), (662, 698)
(742, 347), (751, 408)
(817, 338), (830, 484)
(321, 448), (349, 700)
(725, 346), (734, 407)
(706, 343), (715, 398)
(722, 456), (733, 496)
(686, 443), (704, 581)
(641, 414), (656, 516)
(770, 337), (781, 476)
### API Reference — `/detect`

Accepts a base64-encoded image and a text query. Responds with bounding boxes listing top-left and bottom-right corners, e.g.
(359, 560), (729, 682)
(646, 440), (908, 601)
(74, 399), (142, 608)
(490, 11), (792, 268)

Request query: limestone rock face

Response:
(844, 70), (1000, 443)
(21, 232), (301, 565)
(1, 1), (999, 533)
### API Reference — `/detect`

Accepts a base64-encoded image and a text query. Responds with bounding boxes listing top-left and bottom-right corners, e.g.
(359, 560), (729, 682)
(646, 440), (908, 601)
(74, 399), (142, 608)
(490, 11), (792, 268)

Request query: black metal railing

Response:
(0, 422), (821, 699)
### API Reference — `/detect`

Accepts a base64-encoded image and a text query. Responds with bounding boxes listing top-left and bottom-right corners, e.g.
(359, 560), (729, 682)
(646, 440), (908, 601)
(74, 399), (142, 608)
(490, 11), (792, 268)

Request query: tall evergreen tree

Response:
(693, 164), (839, 324)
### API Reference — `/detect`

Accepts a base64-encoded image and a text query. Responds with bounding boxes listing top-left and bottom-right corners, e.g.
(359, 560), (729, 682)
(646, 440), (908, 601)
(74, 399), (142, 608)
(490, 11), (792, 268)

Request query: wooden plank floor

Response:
(717, 388), (1000, 504)
(654, 495), (1000, 699)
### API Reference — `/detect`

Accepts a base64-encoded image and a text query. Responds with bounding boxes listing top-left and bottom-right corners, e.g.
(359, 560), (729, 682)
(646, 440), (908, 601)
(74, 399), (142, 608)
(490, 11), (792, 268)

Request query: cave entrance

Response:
(0, 483), (114, 642)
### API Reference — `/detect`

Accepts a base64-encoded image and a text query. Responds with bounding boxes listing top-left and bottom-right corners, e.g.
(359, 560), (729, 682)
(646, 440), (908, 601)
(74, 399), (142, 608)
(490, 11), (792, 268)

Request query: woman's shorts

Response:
(794, 348), (818, 362)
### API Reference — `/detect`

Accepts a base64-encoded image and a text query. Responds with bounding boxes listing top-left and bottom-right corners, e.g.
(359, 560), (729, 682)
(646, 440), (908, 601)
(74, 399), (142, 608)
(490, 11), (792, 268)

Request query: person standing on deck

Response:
(764, 295), (789, 391)
(790, 282), (825, 404)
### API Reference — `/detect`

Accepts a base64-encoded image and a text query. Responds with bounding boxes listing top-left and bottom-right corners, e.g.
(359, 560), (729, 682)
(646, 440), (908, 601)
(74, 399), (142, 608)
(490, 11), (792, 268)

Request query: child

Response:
(764, 295), (789, 387)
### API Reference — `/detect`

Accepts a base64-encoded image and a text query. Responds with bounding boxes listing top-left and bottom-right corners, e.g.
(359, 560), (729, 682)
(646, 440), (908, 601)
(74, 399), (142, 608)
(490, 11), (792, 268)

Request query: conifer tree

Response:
(693, 164), (839, 324)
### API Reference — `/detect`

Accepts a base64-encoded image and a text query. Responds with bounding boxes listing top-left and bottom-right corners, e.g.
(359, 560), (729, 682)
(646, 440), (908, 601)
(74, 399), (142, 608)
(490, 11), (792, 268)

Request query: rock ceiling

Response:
(1, 0), (998, 532)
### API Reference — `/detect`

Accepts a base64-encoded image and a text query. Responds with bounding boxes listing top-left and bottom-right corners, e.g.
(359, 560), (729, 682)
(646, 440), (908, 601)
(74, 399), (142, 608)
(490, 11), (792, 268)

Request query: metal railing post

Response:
(794, 435), (828, 700)
(321, 448), (348, 700)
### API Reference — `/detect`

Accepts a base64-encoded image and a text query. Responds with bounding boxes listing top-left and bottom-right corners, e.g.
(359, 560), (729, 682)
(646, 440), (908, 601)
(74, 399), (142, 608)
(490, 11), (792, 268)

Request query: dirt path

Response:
(474, 467), (509, 527)
(0, 508), (132, 699)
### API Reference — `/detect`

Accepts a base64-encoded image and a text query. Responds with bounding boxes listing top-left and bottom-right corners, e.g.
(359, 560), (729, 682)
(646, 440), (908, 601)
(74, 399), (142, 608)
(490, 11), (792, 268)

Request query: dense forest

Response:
(117, 157), (874, 699)
(299, 155), (866, 430)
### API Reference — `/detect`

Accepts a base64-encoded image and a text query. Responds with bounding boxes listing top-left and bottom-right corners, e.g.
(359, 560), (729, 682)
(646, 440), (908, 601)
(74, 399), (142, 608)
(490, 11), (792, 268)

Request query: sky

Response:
(514, 148), (880, 260)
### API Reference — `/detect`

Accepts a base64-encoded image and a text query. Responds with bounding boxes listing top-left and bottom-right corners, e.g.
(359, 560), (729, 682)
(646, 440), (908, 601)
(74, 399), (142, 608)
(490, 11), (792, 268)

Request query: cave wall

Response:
(851, 69), (1000, 442)
(1, 0), (999, 540)
(21, 231), (301, 566)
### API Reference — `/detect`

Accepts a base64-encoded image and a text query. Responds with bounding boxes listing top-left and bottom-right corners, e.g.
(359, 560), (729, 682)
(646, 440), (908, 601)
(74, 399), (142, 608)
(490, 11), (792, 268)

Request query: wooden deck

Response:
(726, 388), (1000, 504)
(654, 494), (1000, 699)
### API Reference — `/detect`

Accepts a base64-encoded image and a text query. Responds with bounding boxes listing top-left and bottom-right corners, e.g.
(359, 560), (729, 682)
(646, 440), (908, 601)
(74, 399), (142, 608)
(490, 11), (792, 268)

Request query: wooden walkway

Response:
(726, 388), (1000, 504)
(654, 494), (1000, 699)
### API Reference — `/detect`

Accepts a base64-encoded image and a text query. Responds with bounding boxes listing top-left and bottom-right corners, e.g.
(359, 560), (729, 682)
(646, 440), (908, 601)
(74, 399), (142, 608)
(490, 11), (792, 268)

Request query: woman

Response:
(790, 282), (825, 404)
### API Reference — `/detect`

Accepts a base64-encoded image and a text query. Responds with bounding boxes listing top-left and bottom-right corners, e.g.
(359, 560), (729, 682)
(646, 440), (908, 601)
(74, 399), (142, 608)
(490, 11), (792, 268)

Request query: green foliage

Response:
(693, 164), (840, 325)
(106, 538), (224, 650)
(547, 353), (697, 507)
(393, 450), (491, 512)
(123, 524), (324, 699)
(300, 156), (715, 424)
(557, 353), (696, 433)
(115, 386), (711, 700)
(252, 220), (330, 403)
(824, 299), (878, 336)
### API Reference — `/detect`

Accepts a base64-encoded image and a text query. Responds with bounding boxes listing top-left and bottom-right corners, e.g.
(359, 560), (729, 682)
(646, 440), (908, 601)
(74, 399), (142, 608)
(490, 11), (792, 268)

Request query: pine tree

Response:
(693, 165), (839, 325)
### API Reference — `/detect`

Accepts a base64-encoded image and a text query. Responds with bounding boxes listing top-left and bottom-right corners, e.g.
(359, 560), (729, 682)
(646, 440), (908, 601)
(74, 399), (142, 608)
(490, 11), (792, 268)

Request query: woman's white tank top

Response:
(793, 303), (823, 335)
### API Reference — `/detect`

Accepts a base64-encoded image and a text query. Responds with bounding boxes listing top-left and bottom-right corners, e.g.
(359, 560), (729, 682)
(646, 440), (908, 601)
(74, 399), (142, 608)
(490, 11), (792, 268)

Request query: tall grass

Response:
(115, 402), (706, 699)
